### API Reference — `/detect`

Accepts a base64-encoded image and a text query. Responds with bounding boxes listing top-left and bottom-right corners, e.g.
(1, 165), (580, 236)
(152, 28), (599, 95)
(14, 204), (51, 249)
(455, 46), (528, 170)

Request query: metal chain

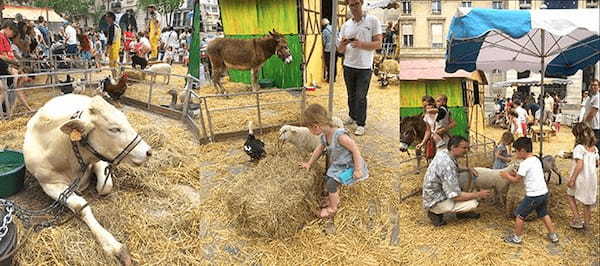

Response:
(0, 203), (14, 242)
(0, 141), (88, 232)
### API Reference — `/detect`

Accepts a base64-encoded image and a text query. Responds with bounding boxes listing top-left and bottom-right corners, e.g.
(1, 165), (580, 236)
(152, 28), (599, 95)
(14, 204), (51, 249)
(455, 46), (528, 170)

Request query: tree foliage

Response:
(137, 0), (183, 14)
(33, 0), (94, 17)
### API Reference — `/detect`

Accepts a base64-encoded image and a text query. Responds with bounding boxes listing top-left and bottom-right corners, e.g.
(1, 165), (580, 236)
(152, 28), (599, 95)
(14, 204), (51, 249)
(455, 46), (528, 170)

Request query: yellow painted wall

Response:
(304, 34), (324, 86)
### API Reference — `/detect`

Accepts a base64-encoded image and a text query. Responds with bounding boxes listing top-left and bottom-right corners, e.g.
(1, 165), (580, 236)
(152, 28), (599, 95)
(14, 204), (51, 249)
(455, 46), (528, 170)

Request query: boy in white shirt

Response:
(501, 137), (559, 244)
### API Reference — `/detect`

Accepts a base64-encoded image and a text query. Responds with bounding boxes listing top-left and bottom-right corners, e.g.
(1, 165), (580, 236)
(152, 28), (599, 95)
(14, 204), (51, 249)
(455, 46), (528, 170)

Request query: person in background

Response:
(579, 90), (589, 122)
(64, 21), (79, 57)
(0, 21), (33, 113)
(186, 28), (192, 49)
(583, 79), (600, 151)
(435, 94), (456, 148)
(513, 99), (528, 136)
(104, 12), (121, 77)
(554, 108), (562, 133)
(122, 25), (136, 64)
(542, 92), (555, 125)
(336, 0), (383, 136)
(321, 18), (337, 82)
(493, 132), (514, 169)
(147, 5), (162, 59)
(78, 28), (93, 67)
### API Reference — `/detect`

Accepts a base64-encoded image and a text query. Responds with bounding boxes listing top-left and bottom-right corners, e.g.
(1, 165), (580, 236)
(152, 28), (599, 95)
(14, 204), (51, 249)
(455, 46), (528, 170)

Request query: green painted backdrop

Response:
(225, 34), (303, 88)
(399, 79), (469, 138)
(219, 0), (302, 88)
(220, 0), (299, 35)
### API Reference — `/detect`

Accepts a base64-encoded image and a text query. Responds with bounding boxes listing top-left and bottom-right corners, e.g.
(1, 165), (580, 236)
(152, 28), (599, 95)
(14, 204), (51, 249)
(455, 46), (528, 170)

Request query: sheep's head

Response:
(279, 125), (301, 141)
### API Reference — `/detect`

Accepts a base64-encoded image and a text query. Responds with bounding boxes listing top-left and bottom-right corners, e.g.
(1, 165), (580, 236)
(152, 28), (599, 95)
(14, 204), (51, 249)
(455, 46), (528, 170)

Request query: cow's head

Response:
(269, 29), (293, 64)
(398, 115), (425, 152)
(60, 96), (152, 166)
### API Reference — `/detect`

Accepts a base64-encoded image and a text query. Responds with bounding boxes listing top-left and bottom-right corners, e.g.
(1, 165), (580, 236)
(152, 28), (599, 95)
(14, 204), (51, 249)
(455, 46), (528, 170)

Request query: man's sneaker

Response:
(504, 234), (523, 244)
(343, 117), (355, 125)
(569, 220), (584, 229)
(427, 211), (446, 227)
(354, 126), (365, 136)
(547, 232), (559, 243)
(456, 212), (481, 220)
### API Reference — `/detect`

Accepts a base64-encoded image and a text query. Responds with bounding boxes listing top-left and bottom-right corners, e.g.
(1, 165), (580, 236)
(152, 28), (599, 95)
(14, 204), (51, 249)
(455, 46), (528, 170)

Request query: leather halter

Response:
(69, 111), (143, 174)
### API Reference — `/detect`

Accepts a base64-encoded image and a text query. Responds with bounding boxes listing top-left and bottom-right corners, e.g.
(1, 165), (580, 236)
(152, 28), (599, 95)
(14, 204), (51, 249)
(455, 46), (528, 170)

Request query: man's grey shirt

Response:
(422, 150), (462, 209)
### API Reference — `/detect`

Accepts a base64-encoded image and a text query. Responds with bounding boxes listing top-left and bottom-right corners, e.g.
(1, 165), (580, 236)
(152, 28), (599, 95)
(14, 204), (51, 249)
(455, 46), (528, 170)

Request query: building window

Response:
(519, 0), (531, 9)
(431, 23), (444, 48)
(492, 0), (504, 9)
(461, 1), (472, 8)
(402, 0), (411, 15)
(402, 24), (414, 48)
(587, 0), (599, 7)
(432, 0), (442, 14)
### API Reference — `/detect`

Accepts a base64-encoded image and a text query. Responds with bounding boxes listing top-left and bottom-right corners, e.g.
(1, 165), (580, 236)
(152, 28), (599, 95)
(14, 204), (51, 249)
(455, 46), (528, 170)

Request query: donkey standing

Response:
(206, 30), (293, 94)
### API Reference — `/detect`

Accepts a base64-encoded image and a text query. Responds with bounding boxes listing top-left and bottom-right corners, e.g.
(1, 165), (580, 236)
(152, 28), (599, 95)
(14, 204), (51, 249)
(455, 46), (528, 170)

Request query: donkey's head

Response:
(269, 29), (292, 64)
(399, 115), (426, 152)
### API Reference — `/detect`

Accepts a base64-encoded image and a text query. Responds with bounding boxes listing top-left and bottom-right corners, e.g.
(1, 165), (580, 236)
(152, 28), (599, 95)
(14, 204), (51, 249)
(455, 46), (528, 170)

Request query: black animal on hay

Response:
(244, 121), (266, 161)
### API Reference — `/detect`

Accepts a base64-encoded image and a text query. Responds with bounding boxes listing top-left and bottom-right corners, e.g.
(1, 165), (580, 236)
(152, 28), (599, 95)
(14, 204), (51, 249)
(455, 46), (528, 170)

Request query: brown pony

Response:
(206, 29), (293, 94)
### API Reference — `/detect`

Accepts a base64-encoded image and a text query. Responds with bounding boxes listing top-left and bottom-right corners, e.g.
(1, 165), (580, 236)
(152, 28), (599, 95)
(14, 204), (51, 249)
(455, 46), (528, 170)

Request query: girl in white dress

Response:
(566, 123), (599, 229)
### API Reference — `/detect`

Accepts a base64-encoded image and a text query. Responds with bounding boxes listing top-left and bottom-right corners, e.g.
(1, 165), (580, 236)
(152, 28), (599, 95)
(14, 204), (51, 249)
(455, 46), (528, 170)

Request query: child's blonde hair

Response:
(572, 122), (597, 148)
(303, 104), (336, 127)
(501, 131), (514, 145)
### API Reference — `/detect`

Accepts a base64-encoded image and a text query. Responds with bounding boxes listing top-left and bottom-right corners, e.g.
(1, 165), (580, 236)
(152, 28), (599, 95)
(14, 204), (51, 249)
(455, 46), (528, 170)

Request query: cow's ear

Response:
(60, 119), (91, 141)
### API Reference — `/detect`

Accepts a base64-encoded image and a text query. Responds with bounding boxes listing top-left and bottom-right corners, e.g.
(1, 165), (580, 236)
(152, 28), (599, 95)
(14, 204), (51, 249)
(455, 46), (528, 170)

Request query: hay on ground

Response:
(226, 153), (323, 239)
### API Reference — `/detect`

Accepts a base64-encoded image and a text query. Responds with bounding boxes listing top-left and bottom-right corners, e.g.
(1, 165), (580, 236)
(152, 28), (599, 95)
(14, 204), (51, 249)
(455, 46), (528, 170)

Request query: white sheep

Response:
(279, 116), (344, 153)
(147, 63), (172, 84)
(457, 163), (519, 212)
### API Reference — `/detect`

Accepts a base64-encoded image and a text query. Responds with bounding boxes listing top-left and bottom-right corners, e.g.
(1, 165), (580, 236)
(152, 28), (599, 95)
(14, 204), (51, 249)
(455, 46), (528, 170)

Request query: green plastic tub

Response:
(0, 149), (25, 198)
(259, 79), (274, 88)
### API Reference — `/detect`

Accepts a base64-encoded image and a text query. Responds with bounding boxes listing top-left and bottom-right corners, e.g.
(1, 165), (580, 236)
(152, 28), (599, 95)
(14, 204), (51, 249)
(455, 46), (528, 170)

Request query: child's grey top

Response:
(321, 128), (368, 184)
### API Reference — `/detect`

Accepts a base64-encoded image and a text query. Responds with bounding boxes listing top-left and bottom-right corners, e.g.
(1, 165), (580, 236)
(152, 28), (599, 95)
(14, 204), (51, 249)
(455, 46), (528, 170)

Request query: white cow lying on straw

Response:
(23, 94), (152, 265)
(279, 116), (344, 153)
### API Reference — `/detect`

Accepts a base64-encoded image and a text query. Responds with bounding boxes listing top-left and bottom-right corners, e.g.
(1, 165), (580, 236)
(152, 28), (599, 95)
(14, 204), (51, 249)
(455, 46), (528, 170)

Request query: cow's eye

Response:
(109, 128), (121, 133)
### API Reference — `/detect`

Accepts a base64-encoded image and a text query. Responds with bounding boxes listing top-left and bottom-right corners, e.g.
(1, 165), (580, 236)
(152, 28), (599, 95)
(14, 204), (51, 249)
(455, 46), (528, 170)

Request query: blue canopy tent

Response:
(445, 8), (600, 155)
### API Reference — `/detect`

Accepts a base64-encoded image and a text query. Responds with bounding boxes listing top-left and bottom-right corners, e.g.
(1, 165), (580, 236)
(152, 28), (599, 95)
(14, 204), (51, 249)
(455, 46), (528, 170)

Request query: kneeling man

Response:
(422, 136), (491, 226)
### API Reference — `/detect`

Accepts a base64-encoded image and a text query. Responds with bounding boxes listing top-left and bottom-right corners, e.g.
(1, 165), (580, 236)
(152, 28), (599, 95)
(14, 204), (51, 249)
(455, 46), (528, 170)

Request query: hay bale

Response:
(226, 153), (323, 239)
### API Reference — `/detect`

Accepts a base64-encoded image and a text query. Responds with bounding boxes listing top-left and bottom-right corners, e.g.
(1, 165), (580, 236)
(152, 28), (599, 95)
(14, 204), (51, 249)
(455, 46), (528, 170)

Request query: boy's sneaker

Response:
(456, 212), (481, 220)
(547, 232), (559, 243)
(343, 117), (355, 125)
(569, 220), (584, 229)
(504, 234), (523, 244)
(354, 126), (365, 136)
(427, 211), (446, 227)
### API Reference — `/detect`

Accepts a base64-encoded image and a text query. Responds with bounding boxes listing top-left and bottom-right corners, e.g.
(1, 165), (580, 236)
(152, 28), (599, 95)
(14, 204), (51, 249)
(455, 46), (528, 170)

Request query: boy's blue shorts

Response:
(515, 193), (549, 219)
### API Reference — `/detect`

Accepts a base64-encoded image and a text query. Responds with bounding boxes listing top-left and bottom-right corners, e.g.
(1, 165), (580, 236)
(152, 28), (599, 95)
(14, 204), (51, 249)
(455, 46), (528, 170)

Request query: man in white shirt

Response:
(64, 22), (79, 56)
(542, 93), (554, 125)
(513, 99), (529, 136)
(336, 0), (382, 136)
(583, 79), (600, 151)
(166, 27), (179, 49)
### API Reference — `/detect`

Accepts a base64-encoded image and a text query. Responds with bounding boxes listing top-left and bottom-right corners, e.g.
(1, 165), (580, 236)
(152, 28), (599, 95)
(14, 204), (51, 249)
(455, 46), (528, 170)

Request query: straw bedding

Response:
(1, 65), (407, 265)
(226, 153), (324, 239)
(399, 125), (599, 265)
